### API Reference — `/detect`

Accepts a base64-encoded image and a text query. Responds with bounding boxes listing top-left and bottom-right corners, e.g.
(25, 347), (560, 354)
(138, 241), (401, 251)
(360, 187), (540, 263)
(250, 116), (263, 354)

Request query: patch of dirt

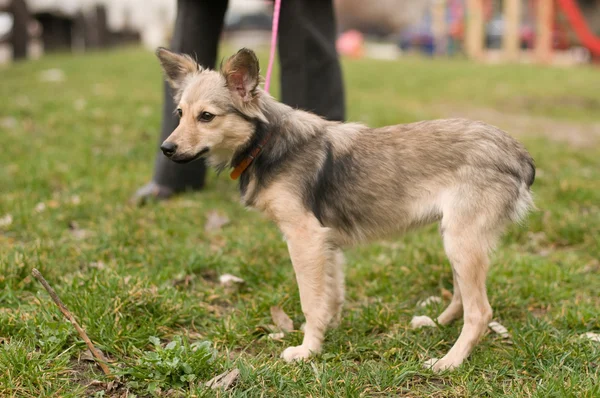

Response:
(190, 268), (218, 283)
(528, 306), (549, 319)
(432, 104), (600, 148)
(70, 361), (129, 397)
(509, 95), (600, 113)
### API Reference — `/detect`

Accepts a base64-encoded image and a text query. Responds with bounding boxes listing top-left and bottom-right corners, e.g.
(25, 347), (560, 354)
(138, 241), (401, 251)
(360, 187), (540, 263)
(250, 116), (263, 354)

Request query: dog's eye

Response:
(176, 108), (182, 118)
(198, 112), (215, 122)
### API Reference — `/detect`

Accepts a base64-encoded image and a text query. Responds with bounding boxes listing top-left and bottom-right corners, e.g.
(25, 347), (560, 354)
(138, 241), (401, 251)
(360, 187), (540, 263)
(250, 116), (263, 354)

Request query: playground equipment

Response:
(461, 0), (600, 63)
(557, 0), (600, 56)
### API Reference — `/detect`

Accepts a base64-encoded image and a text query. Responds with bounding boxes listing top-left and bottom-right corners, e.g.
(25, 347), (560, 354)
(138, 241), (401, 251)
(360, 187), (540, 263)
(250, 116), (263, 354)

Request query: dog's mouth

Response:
(171, 147), (210, 164)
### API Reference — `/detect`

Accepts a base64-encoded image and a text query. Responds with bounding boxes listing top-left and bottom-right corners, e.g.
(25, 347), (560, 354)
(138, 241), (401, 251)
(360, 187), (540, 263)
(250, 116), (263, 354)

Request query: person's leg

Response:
(277, 0), (345, 121)
(134, 0), (229, 203)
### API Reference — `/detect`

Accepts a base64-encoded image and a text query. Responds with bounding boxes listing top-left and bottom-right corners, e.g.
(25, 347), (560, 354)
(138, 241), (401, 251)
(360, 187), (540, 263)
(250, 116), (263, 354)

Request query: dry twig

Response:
(31, 268), (112, 377)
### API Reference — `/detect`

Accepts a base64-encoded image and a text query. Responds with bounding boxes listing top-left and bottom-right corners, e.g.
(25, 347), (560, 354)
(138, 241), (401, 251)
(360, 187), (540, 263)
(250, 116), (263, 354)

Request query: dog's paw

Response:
(410, 315), (437, 329)
(281, 345), (313, 362)
(423, 356), (461, 372)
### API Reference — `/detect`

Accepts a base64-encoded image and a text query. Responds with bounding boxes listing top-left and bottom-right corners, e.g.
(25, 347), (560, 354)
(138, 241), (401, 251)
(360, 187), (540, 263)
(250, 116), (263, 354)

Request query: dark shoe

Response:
(130, 182), (175, 206)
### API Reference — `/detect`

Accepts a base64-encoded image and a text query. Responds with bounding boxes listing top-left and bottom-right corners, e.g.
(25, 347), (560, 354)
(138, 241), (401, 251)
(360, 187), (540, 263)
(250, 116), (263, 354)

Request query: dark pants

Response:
(153, 0), (345, 191)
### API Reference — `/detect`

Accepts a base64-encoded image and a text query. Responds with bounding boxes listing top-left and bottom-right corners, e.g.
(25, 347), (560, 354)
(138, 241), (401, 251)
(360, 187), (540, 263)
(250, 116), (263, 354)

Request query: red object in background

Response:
(556, 0), (600, 56)
(448, 0), (464, 39)
(337, 29), (364, 58)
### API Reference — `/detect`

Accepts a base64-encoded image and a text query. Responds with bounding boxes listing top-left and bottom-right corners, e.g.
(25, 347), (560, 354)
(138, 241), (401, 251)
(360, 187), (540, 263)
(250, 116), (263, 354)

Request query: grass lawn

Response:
(1, 47), (599, 397)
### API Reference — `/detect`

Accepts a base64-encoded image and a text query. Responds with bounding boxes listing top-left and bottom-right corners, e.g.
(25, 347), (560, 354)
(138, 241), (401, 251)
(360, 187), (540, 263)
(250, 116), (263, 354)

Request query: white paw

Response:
(423, 356), (461, 372)
(410, 315), (437, 329)
(280, 345), (313, 362)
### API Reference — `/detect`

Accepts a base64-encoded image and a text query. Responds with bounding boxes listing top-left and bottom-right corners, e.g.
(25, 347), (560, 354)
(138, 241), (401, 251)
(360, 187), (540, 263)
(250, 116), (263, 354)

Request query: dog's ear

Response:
(221, 48), (260, 103)
(156, 47), (199, 90)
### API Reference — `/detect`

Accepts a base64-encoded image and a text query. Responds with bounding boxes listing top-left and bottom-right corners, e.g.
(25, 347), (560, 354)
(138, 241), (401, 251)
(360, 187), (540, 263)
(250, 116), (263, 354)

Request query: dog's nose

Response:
(160, 142), (177, 157)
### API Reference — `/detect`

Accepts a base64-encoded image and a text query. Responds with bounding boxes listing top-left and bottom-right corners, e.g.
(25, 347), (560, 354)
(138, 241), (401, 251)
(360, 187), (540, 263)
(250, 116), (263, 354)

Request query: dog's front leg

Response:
(279, 217), (335, 362)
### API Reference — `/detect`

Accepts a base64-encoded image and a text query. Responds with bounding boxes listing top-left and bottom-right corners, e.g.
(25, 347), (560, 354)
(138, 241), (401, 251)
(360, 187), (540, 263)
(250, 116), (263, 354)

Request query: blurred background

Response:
(1, 0), (600, 65)
(1, 3), (599, 396)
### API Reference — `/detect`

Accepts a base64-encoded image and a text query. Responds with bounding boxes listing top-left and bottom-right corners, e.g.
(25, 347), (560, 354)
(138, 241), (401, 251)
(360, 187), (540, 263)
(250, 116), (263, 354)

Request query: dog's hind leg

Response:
(436, 270), (463, 325)
(328, 249), (345, 328)
(425, 226), (494, 372)
(411, 268), (463, 329)
(411, 267), (463, 329)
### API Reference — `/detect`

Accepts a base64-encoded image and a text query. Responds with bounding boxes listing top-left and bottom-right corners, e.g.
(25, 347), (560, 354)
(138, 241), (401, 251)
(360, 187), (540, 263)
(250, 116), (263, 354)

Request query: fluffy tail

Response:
(512, 154), (536, 223)
(523, 155), (536, 188)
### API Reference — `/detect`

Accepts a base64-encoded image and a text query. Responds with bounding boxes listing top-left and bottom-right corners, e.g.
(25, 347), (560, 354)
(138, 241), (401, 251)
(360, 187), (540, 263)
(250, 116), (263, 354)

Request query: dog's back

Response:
(301, 118), (535, 244)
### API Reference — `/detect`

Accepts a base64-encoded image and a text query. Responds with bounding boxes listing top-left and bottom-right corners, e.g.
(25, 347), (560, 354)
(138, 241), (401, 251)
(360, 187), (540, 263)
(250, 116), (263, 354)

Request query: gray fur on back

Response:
(242, 97), (535, 243)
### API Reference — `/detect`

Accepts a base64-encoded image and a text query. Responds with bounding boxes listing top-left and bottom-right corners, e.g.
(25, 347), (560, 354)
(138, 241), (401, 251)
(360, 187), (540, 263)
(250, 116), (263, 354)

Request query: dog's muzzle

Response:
(160, 141), (177, 158)
(161, 144), (209, 164)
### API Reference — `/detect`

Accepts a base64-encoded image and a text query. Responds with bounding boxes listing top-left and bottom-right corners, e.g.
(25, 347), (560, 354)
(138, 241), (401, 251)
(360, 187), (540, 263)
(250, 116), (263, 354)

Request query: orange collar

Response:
(230, 130), (272, 180)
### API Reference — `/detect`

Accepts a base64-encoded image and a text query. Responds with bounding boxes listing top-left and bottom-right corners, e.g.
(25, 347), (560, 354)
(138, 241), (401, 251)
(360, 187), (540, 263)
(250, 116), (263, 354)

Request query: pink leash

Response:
(264, 0), (282, 93)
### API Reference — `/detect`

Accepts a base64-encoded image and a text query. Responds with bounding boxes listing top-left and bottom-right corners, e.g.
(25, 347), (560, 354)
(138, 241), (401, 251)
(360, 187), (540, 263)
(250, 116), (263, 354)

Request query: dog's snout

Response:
(160, 141), (177, 157)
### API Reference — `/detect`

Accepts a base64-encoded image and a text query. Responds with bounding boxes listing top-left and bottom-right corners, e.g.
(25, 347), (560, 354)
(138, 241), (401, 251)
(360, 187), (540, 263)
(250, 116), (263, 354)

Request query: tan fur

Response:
(155, 48), (536, 371)
(253, 181), (342, 359)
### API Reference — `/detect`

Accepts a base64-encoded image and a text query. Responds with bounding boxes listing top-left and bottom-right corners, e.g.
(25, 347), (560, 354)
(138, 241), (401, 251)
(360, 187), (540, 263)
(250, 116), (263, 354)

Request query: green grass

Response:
(1, 47), (599, 397)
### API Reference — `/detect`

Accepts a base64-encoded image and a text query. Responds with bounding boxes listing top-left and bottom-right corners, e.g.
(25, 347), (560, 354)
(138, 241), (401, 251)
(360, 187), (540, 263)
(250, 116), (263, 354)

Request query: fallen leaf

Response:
(270, 306), (294, 332)
(219, 273), (244, 286)
(0, 214), (12, 227)
(418, 296), (442, 308)
(172, 274), (194, 287)
(106, 380), (120, 393)
(581, 332), (600, 342)
(68, 221), (92, 240)
(253, 324), (277, 337)
(80, 349), (95, 362)
(35, 202), (46, 213)
(89, 261), (106, 270)
(488, 321), (511, 339)
(165, 389), (182, 397)
(39, 68), (65, 82)
(48, 200), (60, 209)
(205, 211), (230, 232)
(441, 288), (453, 300)
(205, 368), (240, 390)
(268, 332), (285, 341)
(186, 331), (203, 340)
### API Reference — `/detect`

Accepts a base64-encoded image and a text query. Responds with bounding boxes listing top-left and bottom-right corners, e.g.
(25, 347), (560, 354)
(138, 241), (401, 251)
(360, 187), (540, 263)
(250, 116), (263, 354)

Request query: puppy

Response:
(155, 48), (535, 371)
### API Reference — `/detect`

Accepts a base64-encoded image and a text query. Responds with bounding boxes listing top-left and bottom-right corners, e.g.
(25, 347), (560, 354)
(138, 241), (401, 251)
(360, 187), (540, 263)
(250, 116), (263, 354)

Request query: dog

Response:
(155, 47), (535, 371)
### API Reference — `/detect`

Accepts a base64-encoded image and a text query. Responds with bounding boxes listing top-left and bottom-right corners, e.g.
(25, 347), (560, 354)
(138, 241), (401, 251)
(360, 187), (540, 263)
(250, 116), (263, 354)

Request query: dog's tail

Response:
(523, 154), (536, 188)
(511, 153), (536, 223)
